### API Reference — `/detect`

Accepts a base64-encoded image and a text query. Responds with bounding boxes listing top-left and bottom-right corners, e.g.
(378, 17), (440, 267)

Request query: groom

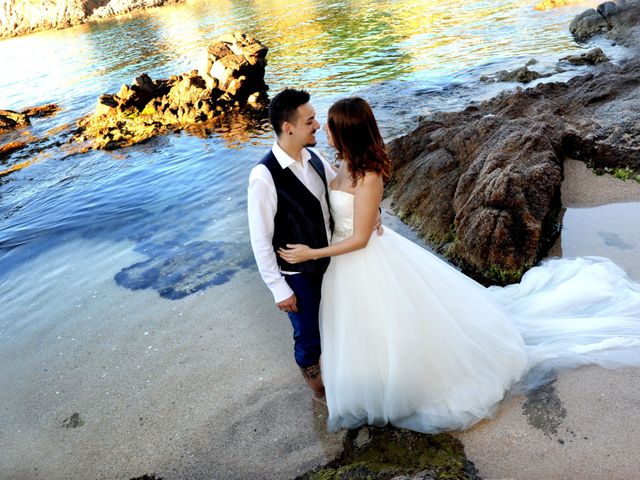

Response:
(247, 88), (336, 397)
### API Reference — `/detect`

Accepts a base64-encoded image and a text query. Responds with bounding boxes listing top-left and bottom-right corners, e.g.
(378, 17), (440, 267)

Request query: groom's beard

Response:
(305, 130), (318, 147)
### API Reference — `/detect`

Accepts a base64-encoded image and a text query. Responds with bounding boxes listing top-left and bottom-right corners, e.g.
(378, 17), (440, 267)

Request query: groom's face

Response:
(289, 102), (320, 147)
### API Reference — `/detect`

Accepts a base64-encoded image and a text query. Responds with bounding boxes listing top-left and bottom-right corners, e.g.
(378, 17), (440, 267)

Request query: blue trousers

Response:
(284, 272), (323, 368)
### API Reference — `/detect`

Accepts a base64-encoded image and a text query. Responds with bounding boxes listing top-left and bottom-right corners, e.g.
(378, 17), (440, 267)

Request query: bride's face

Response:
(323, 123), (335, 148)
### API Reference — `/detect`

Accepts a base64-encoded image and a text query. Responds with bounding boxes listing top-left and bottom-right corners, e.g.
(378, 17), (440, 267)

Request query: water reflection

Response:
(0, 0), (606, 299)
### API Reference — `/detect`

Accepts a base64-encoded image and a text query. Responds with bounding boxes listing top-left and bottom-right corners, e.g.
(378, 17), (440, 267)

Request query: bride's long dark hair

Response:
(327, 97), (391, 185)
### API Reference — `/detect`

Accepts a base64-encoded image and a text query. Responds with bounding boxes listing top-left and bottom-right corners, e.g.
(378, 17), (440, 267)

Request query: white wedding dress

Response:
(320, 188), (640, 433)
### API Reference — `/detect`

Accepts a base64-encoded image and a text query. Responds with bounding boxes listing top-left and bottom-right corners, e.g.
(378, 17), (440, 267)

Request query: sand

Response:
(456, 159), (640, 480)
(0, 240), (343, 479)
(0, 159), (639, 479)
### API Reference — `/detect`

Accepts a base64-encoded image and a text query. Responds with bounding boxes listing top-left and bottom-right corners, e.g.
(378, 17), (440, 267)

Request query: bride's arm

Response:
(278, 172), (383, 263)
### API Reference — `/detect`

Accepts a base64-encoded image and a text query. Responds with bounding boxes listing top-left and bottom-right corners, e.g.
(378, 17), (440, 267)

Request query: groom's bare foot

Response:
(300, 363), (325, 396)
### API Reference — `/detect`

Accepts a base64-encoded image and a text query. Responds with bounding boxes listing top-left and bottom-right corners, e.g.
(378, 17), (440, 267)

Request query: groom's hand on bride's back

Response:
(277, 294), (298, 314)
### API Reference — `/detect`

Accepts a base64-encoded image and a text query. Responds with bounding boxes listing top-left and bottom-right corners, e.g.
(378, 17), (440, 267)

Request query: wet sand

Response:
(456, 159), (640, 480)
(0, 240), (343, 479)
(1, 159), (638, 479)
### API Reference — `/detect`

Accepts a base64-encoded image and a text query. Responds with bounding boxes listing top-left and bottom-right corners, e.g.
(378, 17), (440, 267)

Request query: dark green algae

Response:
(297, 426), (481, 480)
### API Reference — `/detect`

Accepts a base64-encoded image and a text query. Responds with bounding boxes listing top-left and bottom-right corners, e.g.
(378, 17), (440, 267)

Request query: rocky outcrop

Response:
(388, 2), (640, 284)
(76, 33), (268, 149)
(570, 0), (640, 45)
(0, 0), (181, 39)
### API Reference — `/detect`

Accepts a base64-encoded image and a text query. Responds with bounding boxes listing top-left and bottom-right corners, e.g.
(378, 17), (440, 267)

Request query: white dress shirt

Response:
(247, 142), (336, 303)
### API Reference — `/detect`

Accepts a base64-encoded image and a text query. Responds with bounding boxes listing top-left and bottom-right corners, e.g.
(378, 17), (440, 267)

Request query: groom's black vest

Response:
(261, 148), (332, 274)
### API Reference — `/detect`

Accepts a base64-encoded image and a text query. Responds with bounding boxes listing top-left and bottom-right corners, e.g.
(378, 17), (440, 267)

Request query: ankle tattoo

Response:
(301, 363), (321, 380)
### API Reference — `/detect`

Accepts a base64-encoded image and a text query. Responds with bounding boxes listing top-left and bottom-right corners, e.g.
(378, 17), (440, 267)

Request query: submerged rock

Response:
(496, 66), (550, 83)
(76, 33), (268, 149)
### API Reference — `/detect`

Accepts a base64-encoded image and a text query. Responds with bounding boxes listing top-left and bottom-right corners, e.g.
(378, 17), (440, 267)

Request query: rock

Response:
(21, 103), (59, 117)
(76, 34), (269, 149)
(0, 109), (29, 132)
(0, 141), (27, 159)
(391, 471), (437, 480)
(598, 1), (620, 20)
(388, 50), (640, 284)
(569, 8), (609, 43)
(0, 0), (182, 39)
(389, 114), (562, 284)
(62, 412), (84, 428)
(496, 66), (549, 83)
(570, 0), (640, 45)
(561, 47), (609, 65)
(204, 32), (268, 101)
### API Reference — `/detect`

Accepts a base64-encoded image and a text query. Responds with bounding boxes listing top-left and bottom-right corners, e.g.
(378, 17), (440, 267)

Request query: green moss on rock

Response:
(298, 427), (480, 480)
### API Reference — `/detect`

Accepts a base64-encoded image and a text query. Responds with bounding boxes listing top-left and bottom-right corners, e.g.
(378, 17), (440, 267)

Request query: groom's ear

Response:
(282, 121), (295, 136)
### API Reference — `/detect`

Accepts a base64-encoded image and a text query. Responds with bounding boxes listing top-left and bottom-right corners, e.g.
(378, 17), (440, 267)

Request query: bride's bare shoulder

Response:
(356, 171), (384, 190)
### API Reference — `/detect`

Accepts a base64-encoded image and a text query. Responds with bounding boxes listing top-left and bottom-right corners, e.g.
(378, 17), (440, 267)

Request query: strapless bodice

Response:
(329, 188), (354, 242)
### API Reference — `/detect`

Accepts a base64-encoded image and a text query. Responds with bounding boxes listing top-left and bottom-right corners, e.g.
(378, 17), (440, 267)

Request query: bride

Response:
(278, 97), (640, 433)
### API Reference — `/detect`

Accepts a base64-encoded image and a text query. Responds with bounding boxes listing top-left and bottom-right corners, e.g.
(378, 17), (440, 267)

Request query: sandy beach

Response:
(1, 158), (638, 479)
(0, 240), (344, 479)
(456, 159), (640, 480)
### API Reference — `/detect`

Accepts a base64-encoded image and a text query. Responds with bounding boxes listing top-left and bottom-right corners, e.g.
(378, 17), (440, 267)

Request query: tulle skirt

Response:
(319, 228), (640, 433)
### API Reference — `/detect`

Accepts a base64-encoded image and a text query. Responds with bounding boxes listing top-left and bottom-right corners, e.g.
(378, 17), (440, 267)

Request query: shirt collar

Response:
(272, 141), (311, 170)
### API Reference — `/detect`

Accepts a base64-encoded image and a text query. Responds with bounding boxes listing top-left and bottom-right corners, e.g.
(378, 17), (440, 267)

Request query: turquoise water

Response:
(0, 0), (604, 300)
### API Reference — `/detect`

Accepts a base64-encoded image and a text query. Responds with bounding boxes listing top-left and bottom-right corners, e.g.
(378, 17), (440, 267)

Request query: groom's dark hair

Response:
(269, 88), (310, 136)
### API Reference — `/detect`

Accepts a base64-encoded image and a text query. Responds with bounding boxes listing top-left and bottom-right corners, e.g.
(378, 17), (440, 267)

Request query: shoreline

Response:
(0, 0), (185, 40)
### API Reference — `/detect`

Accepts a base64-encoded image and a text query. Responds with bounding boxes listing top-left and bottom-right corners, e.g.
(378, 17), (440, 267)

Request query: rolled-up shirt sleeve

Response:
(247, 165), (294, 304)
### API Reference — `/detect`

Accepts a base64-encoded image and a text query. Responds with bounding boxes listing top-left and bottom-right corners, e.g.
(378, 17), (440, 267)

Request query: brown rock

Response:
(0, 141), (27, 159)
(0, 109), (30, 132)
(561, 47), (609, 65)
(569, 8), (610, 43)
(388, 44), (640, 283)
(21, 103), (59, 117)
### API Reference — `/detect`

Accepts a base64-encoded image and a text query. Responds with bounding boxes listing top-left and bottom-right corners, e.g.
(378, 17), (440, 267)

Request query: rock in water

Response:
(561, 47), (609, 65)
(76, 33), (269, 149)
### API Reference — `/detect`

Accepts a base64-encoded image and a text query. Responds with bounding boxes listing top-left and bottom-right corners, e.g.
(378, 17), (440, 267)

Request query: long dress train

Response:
(320, 188), (640, 433)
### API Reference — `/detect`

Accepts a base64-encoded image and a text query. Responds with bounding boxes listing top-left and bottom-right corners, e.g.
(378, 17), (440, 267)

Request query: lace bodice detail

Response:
(329, 188), (355, 242)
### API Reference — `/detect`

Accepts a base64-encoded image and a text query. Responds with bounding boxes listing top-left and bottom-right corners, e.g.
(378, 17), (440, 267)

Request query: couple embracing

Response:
(248, 89), (640, 434)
